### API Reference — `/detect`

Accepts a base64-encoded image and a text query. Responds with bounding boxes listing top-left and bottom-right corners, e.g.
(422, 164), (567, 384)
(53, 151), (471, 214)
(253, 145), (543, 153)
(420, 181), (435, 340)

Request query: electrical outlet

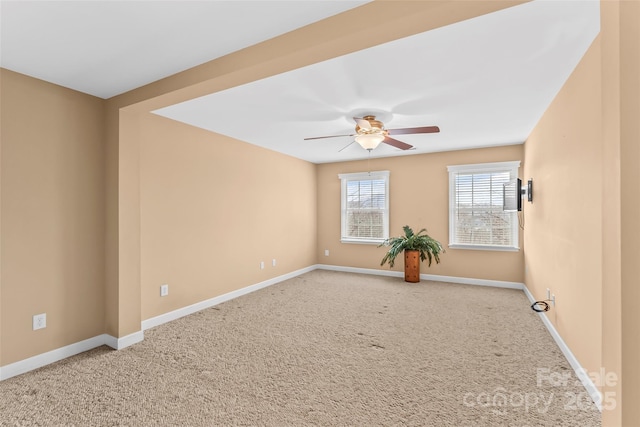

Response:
(551, 294), (556, 307)
(33, 313), (46, 330)
(260, 261), (265, 269)
(160, 284), (169, 297)
(272, 259), (276, 267)
(325, 249), (329, 256)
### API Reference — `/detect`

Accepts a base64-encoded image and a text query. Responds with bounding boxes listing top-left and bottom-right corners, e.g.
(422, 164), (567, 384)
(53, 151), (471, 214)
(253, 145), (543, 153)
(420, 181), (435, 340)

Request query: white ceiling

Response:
(0, 1), (369, 98)
(1, 1), (600, 164)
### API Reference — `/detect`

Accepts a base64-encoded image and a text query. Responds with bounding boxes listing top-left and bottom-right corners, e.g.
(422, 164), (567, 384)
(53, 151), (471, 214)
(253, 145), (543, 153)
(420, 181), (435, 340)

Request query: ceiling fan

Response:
(304, 115), (440, 152)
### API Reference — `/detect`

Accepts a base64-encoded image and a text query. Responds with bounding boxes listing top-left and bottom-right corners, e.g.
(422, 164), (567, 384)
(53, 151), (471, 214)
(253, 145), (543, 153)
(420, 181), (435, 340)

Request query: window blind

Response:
(448, 162), (520, 250)
(338, 171), (389, 243)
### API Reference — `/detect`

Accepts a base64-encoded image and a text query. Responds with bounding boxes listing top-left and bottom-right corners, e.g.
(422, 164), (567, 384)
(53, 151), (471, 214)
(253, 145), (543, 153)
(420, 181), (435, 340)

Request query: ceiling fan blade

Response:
(353, 117), (371, 130)
(383, 136), (413, 150)
(387, 126), (440, 135)
(304, 133), (356, 141)
(338, 141), (356, 152)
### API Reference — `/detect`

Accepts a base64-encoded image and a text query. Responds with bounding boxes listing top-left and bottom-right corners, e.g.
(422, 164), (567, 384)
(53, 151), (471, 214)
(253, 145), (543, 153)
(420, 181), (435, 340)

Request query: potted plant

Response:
(379, 225), (444, 283)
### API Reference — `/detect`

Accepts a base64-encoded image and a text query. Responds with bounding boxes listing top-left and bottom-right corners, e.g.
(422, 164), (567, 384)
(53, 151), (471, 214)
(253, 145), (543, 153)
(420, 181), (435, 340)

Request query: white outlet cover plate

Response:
(33, 313), (46, 330)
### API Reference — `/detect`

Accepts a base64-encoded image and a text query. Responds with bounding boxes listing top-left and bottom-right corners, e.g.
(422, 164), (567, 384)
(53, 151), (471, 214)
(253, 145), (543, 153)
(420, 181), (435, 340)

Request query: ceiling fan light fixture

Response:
(355, 133), (385, 150)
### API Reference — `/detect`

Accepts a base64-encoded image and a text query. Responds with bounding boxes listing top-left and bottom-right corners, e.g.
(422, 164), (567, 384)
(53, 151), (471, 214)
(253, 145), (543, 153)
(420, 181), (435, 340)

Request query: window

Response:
(448, 161), (520, 251)
(338, 171), (389, 244)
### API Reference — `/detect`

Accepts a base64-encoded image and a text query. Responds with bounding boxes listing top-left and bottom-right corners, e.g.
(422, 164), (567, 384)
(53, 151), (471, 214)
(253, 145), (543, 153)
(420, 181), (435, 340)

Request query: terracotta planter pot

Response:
(404, 249), (420, 283)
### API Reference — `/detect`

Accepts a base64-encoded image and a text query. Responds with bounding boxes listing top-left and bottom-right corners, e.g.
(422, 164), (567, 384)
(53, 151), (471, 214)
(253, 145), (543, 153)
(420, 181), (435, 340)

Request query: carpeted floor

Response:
(0, 270), (601, 426)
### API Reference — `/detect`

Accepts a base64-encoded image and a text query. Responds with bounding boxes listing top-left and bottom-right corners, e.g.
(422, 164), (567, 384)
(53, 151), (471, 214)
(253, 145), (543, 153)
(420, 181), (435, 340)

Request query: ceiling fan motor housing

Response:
(303, 114), (438, 151)
(355, 115), (386, 135)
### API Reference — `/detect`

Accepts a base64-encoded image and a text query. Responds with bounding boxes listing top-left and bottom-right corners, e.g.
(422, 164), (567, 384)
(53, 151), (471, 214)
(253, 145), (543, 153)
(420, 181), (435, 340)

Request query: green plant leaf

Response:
(379, 225), (445, 269)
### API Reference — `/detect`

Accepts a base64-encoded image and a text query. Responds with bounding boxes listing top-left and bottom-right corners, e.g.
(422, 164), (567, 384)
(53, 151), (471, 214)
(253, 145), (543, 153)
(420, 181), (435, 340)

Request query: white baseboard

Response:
(142, 264), (522, 334)
(316, 264), (404, 278)
(0, 262), (596, 414)
(422, 273), (524, 290)
(320, 264), (600, 408)
(1, 334), (107, 381)
(317, 264), (524, 290)
(103, 330), (144, 350)
(0, 331), (144, 381)
(141, 265), (317, 331)
(522, 285), (602, 411)
(0, 267), (315, 382)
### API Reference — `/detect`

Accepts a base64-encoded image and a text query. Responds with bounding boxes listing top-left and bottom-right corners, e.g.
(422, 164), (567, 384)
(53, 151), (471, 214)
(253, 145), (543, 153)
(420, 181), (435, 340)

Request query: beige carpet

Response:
(0, 270), (601, 426)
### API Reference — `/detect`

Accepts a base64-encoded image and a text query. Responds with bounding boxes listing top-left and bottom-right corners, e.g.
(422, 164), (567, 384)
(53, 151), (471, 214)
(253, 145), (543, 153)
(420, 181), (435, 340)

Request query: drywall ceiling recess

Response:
(154, 0), (600, 164)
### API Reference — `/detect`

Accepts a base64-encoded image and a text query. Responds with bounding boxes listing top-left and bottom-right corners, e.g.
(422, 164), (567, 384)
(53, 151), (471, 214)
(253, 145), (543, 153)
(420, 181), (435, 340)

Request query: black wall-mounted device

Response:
(503, 178), (522, 212)
(503, 178), (533, 212)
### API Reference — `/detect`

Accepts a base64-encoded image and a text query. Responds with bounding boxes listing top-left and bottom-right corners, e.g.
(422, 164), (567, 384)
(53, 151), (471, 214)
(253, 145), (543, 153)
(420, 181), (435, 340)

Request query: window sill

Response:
(341, 238), (385, 245)
(448, 243), (520, 252)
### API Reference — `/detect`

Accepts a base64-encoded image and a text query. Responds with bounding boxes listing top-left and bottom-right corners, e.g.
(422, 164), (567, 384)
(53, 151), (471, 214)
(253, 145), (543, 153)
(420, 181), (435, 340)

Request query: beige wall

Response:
(0, 0), (525, 348)
(618, 1), (640, 423)
(523, 34), (603, 381)
(1, 1), (638, 422)
(103, 102), (120, 338)
(114, 110), (143, 337)
(0, 69), (106, 365)
(103, 0), (528, 338)
(600, 1), (622, 425)
(317, 145), (524, 283)
(525, 2), (640, 422)
(139, 113), (317, 321)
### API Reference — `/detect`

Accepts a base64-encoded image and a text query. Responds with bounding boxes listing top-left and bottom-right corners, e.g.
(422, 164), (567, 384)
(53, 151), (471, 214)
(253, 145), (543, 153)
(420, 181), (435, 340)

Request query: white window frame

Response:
(447, 161), (520, 251)
(338, 170), (390, 245)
